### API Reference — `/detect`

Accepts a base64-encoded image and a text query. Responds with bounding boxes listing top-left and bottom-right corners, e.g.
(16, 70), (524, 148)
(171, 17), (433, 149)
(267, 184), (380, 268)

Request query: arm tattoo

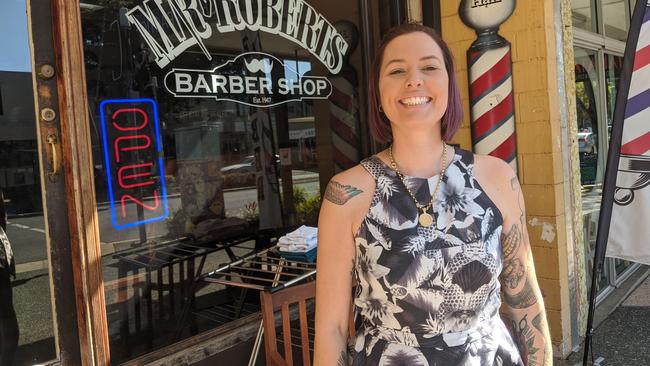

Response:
(508, 314), (540, 366)
(503, 276), (537, 309)
(502, 257), (525, 289)
(324, 181), (363, 205)
(511, 176), (525, 227)
(337, 350), (348, 366)
(501, 223), (521, 259)
(532, 313), (544, 333)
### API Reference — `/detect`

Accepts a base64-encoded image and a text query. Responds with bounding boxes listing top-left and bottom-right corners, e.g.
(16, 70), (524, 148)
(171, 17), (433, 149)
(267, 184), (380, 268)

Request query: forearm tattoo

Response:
(507, 314), (539, 365)
(337, 350), (348, 366)
(502, 257), (525, 289)
(503, 276), (537, 309)
(324, 181), (363, 205)
(502, 175), (550, 366)
(501, 223), (521, 259)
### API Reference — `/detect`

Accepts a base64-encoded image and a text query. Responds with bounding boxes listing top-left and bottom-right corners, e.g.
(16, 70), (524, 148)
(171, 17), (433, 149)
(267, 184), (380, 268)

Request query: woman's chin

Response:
(391, 114), (443, 129)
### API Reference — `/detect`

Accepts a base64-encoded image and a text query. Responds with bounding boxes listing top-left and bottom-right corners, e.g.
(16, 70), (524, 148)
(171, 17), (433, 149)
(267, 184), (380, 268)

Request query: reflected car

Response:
(578, 130), (596, 154)
(221, 155), (256, 174)
(220, 154), (281, 174)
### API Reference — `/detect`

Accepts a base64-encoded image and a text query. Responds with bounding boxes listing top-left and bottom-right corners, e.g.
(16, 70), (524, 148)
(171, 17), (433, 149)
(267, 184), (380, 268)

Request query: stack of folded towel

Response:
(278, 225), (318, 262)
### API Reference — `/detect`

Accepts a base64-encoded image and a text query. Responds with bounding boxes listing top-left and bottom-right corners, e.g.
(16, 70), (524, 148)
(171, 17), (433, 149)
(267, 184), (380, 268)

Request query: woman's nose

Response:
(406, 77), (423, 88)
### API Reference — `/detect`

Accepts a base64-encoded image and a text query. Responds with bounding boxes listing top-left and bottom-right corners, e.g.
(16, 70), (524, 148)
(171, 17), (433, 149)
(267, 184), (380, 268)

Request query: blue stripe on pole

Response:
(624, 87), (650, 119)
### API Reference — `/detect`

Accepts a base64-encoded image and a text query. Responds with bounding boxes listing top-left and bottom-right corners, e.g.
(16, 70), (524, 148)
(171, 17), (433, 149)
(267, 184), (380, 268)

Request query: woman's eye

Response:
(423, 66), (438, 71)
(389, 69), (404, 75)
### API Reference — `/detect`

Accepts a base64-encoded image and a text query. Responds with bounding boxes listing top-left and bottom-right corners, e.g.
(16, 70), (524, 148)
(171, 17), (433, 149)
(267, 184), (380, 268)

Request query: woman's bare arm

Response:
(475, 156), (552, 366)
(314, 171), (371, 365)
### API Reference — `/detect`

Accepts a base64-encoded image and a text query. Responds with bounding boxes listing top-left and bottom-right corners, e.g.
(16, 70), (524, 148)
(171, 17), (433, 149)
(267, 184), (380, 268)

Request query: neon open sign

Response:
(99, 98), (168, 230)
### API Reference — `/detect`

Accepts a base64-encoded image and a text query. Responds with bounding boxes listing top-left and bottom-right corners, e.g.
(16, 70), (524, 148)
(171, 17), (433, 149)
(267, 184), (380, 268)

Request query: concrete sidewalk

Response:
(559, 267), (650, 366)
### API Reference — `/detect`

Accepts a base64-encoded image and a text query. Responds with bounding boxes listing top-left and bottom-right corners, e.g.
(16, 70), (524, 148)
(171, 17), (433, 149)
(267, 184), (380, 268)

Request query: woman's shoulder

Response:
(327, 159), (377, 196)
(321, 161), (377, 235)
(472, 152), (515, 182)
(471, 153), (519, 221)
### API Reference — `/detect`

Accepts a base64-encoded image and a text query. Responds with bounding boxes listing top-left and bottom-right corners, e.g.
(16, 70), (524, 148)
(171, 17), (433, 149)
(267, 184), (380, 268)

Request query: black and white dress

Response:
(349, 148), (524, 366)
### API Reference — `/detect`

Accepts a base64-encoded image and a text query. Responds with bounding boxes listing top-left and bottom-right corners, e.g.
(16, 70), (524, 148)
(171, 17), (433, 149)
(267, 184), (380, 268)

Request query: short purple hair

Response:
(368, 23), (463, 144)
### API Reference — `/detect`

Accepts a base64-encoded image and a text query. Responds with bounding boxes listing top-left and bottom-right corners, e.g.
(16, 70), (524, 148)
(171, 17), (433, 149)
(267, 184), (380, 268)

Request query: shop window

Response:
(79, 0), (369, 362)
(603, 0), (631, 41)
(572, 0), (640, 297)
(572, 0), (598, 33)
(604, 53), (635, 278)
(574, 47), (610, 294)
(572, 0), (636, 39)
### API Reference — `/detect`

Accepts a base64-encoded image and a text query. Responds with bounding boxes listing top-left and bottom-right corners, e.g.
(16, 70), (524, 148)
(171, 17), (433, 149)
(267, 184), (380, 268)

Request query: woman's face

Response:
(378, 32), (449, 132)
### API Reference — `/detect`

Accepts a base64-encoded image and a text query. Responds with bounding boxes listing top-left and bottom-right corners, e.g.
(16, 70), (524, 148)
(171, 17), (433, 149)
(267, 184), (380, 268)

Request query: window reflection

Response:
(572, 0), (598, 33)
(603, 0), (630, 41)
(81, 0), (362, 362)
(604, 53), (635, 278)
(574, 47), (606, 293)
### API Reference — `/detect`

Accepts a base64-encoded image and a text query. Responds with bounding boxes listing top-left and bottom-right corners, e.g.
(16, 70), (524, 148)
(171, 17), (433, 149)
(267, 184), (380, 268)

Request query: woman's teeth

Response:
(399, 97), (431, 106)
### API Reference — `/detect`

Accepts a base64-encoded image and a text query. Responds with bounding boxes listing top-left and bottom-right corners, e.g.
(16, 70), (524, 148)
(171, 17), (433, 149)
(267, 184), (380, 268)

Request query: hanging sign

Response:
(99, 98), (169, 230)
(126, 0), (349, 74)
(164, 52), (332, 107)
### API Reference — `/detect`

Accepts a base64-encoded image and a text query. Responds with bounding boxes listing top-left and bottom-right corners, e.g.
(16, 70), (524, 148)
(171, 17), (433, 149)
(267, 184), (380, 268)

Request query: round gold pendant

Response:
(418, 212), (434, 227)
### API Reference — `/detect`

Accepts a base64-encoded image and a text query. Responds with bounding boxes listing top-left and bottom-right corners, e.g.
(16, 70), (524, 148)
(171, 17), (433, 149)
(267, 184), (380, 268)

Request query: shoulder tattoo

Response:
(324, 181), (363, 205)
(511, 175), (525, 227)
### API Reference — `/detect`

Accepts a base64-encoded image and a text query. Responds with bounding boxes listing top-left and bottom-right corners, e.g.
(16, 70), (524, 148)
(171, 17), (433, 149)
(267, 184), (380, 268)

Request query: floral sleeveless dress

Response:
(349, 148), (524, 366)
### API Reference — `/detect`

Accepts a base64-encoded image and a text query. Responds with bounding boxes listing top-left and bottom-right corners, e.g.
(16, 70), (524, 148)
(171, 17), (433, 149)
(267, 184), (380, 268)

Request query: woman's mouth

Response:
(398, 96), (432, 107)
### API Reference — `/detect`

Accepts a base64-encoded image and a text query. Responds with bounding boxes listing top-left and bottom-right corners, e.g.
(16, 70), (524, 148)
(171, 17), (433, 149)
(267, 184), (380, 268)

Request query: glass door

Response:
(0, 2), (57, 360)
(1, 0), (83, 364)
(77, 0), (373, 362)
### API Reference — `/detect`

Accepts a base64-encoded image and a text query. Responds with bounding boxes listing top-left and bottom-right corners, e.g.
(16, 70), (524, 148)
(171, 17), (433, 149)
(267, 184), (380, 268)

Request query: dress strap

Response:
(454, 147), (475, 174)
(359, 155), (385, 181)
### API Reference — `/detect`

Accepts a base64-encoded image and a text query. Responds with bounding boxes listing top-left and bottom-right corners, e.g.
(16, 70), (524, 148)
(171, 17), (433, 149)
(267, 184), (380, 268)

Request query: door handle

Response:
(47, 134), (60, 181)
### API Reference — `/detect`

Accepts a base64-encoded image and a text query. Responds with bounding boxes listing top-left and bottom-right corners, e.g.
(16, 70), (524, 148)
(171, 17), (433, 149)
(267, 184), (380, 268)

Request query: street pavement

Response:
(11, 269), (56, 365)
(560, 270), (650, 366)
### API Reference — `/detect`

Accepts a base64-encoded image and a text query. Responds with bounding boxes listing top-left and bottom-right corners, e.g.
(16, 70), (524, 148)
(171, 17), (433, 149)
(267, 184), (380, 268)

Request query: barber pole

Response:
(329, 21), (362, 173)
(329, 72), (361, 172)
(468, 45), (517, 170)
(459, 0), (517, 171)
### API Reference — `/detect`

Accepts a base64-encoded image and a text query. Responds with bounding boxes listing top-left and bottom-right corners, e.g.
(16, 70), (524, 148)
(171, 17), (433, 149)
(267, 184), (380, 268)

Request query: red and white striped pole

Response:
(329, 71), (361, 173)
(460, 0), (517, 171)
(329, 21), (361, 173)
(468, 45), (517, 171)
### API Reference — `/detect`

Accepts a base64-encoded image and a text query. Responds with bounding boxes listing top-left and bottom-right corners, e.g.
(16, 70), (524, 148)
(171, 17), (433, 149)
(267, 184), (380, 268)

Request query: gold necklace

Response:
(388, 143), (448, 227)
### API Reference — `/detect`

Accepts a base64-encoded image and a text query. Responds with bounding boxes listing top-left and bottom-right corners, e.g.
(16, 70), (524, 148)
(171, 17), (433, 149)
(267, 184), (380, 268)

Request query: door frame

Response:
(28, 0), (110, 364)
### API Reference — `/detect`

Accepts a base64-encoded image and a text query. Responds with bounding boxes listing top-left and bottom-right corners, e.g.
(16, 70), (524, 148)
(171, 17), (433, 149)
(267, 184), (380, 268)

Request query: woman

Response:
(314, 23), (552, 365)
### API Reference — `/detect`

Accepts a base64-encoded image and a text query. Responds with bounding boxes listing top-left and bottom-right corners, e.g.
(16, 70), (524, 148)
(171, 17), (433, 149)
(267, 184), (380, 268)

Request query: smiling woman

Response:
(314, 23), (552, 366)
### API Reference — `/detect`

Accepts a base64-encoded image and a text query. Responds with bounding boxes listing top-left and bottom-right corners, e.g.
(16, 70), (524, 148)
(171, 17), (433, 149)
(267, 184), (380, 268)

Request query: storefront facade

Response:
(0, 0), (642, 364)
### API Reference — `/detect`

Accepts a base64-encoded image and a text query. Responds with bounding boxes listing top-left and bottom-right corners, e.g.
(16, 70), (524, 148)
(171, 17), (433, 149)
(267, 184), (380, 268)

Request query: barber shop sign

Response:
(126, 0), (345, 106)
(164, 52), (332, 107)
